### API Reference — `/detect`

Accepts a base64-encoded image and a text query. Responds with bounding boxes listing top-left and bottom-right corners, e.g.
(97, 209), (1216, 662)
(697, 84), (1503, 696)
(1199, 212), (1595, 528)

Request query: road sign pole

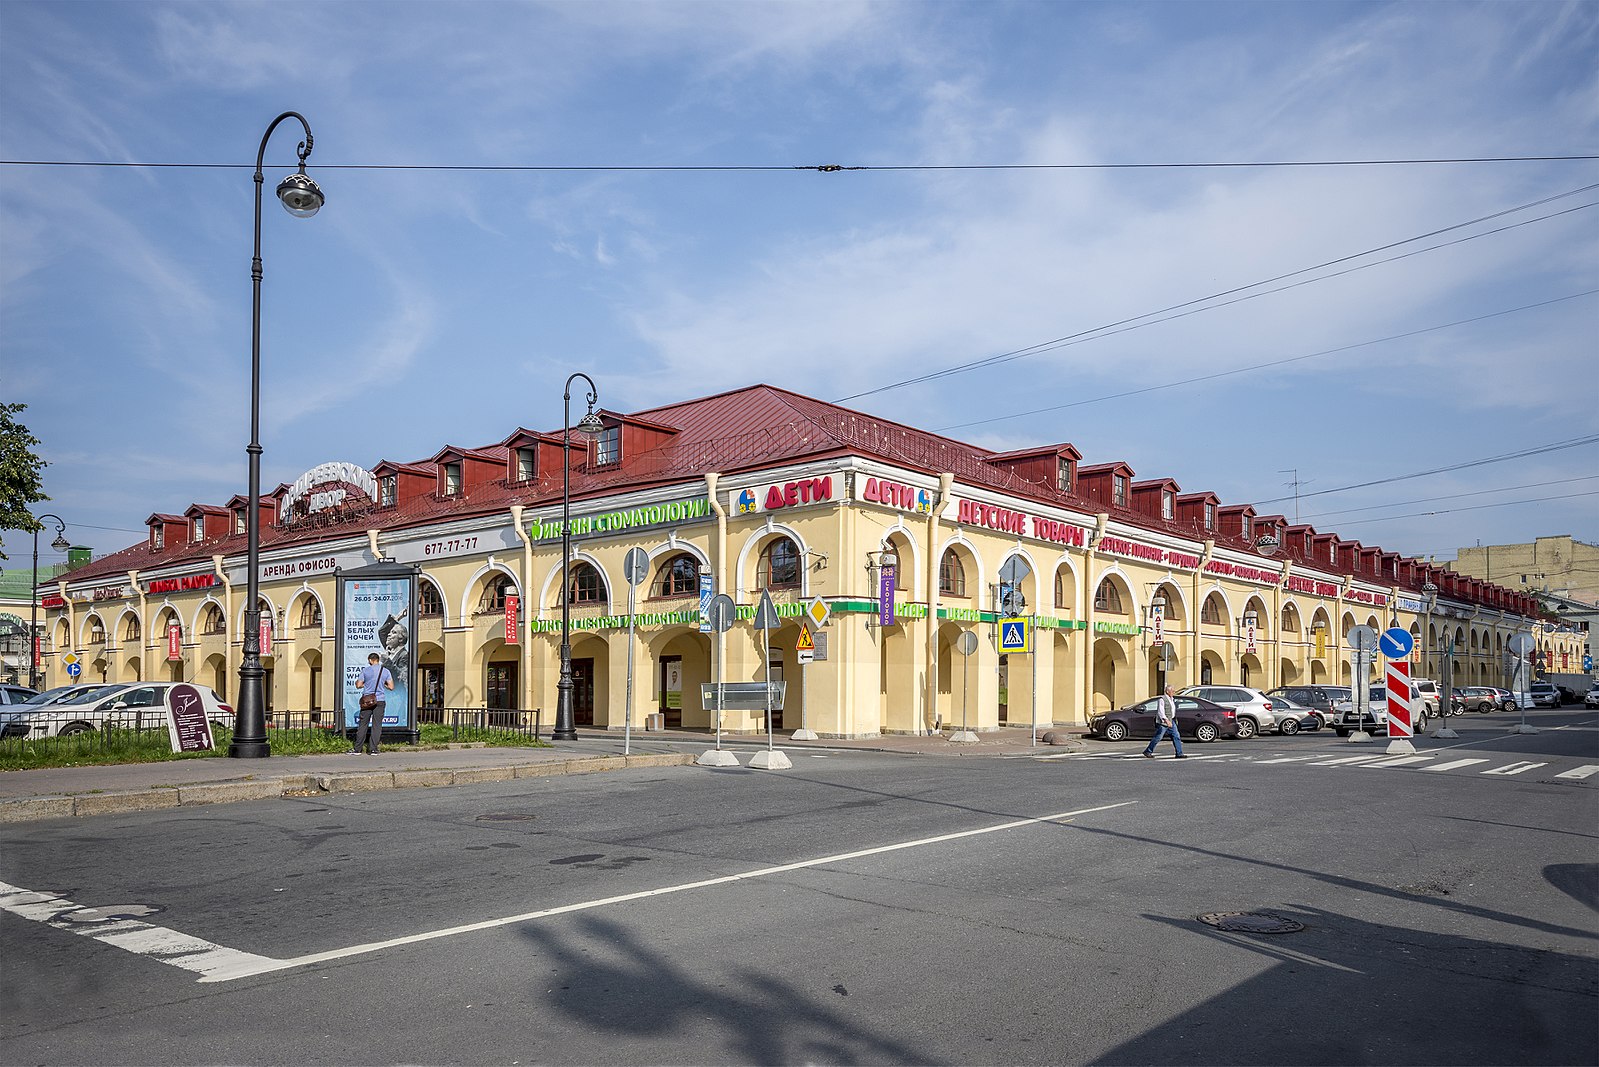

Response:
(696, 593), (741, 767)
(1031, 614), (1038, 747)
(748, 590), (792, 770)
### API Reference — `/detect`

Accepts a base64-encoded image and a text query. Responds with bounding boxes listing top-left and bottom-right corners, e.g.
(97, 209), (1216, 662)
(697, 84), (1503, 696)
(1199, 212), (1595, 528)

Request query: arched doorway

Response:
(1092, 636), (1130, 713)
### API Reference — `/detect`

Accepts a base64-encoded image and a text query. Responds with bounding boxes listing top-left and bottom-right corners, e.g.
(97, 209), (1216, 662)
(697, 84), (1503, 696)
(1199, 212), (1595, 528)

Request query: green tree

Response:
(0, 402), (49, 560)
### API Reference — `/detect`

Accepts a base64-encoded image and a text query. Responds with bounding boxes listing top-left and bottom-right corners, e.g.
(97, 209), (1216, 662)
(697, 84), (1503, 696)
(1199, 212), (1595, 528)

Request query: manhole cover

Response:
(1198, 911), (1304, 933)
(476, 812), (536, 822)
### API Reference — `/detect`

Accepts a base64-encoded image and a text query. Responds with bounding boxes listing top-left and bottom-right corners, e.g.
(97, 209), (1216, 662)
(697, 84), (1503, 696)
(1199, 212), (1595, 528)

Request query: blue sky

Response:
(2, 0), (1595, 579)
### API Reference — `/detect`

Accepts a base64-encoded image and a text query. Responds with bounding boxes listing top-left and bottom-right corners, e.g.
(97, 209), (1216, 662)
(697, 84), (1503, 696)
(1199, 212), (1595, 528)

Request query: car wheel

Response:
(58, 722), (92, 736)
(1103, 720), (1128, 742)
(1235, 716), (1258, 740)
(1279, 717), (1300, 736)
(1195, 722), (1219, 743)
(1415, 713), (1429, 734)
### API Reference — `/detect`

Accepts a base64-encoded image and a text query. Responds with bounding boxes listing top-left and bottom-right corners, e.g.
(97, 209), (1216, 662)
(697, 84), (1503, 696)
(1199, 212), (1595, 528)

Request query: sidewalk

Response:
(0, 725), (1084, 824)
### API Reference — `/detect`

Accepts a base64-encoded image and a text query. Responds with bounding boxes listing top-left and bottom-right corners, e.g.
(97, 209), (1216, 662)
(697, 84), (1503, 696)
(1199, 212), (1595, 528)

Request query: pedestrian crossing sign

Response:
(999, 617), (1031, 654)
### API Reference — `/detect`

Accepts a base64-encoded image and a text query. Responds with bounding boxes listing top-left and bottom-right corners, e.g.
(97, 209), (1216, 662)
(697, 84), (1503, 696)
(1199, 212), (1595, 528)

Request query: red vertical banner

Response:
(32, 634), (41, 670)
(167, 623), (182, 661)
(260, 619), (273, 657)
(504, 594), (519, 645)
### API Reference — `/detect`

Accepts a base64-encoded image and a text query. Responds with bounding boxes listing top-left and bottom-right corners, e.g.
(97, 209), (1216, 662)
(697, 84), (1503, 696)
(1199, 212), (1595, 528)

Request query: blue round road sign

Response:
(1379, 627), (1414, 660)
(66, 661), (82, 678)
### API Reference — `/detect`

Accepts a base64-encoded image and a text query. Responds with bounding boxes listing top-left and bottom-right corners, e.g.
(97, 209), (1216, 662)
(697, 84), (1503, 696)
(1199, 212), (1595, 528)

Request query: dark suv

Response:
(1266, 686), (1345, 730)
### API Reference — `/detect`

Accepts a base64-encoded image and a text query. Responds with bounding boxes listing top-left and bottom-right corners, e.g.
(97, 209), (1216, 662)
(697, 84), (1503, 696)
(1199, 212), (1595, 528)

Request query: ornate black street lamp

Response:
(553, 372), (603, 741)
(231, 112), (324, 759)
(29, 514), (69, 690)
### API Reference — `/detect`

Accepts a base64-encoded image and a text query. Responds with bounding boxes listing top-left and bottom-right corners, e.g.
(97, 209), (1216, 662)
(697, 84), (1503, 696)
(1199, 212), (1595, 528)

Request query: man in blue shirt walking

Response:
(1143, 685), (1186, 759)
(354, 652), (394, 754)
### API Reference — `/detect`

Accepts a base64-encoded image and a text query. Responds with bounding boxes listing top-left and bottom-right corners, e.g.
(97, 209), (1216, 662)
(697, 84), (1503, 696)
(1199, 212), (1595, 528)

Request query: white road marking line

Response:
(1554, 764), (1599, 780)
(0, 884), (278, 980)
(1482, 762), (1548, 776)
(4, 800), (1139, 985)
(1253, 756), (1321, 765)
(1309, 755), (1386, 766)
(1424, 758), (1492, 773)
(1362, 755), (1436, 769)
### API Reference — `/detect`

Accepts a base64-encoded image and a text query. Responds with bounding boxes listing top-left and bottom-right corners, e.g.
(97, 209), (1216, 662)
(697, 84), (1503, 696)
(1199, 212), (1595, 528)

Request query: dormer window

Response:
(192, 516), (205, 542)
(594, 425), (621, 467)
(1204, 502), (1216, 531)
(379, 475), (397, 508)
(443, 462), (462, 496)
(1162, 491), (1174, 520)
(1242, 515), (1252, 538)
(1112, 474), (1127, 507)
(1057, 458), (1073, 494)
(234, 509), (246, 535)
(152, 527), (165, 550)
(1329, 543), (1336, 563)
(515, 447), (537, 484)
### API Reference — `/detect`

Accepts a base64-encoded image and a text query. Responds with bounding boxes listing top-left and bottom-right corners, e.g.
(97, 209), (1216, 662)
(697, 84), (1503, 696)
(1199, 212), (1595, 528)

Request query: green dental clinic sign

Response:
(528, 496), (711, 540)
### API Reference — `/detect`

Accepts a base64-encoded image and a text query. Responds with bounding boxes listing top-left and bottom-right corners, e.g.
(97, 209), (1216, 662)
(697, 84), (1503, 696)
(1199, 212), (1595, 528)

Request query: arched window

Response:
(1093, 580), (1124, 614)
(757, 538), (801, 589)
(652, 554), (700, 598)
(202, 604), (226, 635)
(418, 581), (443, 618)
(1281, 604), (1300, 632)
(1201, 595), (1224, 625)
(568, 562), (604, 605)
(298, 598), (322, 629)
(88, 618), (106, 644)
(477, 575), (515, 614)
(123, 616), (141, 643)
(1054, 571), (1073, 609)
(939, 549), (967, 597)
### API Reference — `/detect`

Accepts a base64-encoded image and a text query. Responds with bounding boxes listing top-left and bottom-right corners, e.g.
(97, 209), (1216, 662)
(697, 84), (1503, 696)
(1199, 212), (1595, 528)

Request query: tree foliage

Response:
(0, 402), (49, 560)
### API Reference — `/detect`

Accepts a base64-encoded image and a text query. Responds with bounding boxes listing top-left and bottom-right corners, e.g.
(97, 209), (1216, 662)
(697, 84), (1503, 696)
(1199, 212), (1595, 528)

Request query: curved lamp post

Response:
(231, 112), (325, 759)
(553, 372), (604, 741)
(29, 514), (70, 690)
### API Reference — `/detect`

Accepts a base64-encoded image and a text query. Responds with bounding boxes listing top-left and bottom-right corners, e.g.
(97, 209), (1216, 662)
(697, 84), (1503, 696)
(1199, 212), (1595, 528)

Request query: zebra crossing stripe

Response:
(1253, 756), (1321, 765)
(1554, 765), (1599, 780)
(1363, 755), (1435, 769)
(1425, 758), (1491, 772)
(1483, 762), (1548, 776)
(1309, 754), (1386, 766)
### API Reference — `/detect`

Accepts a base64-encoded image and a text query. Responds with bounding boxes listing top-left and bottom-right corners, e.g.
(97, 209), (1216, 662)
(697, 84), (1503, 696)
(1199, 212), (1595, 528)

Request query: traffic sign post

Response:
(792, 619), (819, 741)
(621, 547), (649, 757)
(1346, 625), (1378, 744)
(695, 593), (742, 767)
(748, 590), (792, 770)
(950, 631), (980, 744)
(1384, 659), (1415, 754)
(1507, 633), (1539, 735)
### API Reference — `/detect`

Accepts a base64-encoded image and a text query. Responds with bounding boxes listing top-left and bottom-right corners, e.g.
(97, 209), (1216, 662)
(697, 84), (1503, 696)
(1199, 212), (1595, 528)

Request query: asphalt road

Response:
(3, 709), (1597, 1066)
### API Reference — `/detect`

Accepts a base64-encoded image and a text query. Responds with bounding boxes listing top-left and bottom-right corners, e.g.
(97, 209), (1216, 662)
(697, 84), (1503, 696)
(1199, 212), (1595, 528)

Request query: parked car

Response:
(0, 682), (233, 740)
(1528, 682), (1564, 708)
(1088, 695), (1240, 743)
(1260, 692), (1322, 733)
(16, 682), (120, 707)
(1457, 687), (1505, 714)
(1178, 685), (1281, 739)
(1410, 678), (1442, 717)
(1265, 685), (1347, 730)
(1586, 686), (1599, 709)
(1485, 687), (1517, 711)
(1334, 685), (1432, 737)
(0, 684), (39, 705)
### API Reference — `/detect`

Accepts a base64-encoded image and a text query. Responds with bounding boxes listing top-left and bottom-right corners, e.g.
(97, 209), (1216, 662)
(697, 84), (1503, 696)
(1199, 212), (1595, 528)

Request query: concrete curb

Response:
(0, 753), (697, 824)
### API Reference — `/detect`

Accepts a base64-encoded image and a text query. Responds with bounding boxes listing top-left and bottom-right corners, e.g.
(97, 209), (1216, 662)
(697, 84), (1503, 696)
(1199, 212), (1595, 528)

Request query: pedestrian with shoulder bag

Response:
(353, 652), (394, 754)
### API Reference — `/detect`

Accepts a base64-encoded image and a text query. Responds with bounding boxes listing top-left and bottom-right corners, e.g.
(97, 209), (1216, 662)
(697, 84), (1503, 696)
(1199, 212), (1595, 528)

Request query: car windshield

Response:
(20, 687), (74, 705)
(55, 686), (118, 705)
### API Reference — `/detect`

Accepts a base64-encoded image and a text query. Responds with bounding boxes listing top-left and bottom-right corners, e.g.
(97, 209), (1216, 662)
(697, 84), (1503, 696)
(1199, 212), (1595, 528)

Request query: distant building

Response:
(1450, 536), (1597, 679)
(0, 549), (90, 684)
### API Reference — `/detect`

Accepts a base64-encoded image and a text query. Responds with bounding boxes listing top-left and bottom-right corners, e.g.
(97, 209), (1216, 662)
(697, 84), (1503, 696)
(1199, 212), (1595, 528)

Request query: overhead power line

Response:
(936, 289), (1598, 431)
(1330, 489), (1599, 526)
(848, 182), (1599, 404)
(1247, 434), (1599, 508)
(2, 154), (1595, 172)
(1301, 476), (1599, 521)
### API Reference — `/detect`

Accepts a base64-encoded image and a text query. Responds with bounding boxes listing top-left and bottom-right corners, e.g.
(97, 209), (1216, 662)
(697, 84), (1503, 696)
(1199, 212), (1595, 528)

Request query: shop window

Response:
(1201, 595), (1224, 625)
(1113, 475), (1127, 507)
(477, 575), (515, 614)
(1094, 580), (1124, 614)
(652, 554), (700, 598)
(758, 538), (801, 590)
(201, 605), (225, 635)
(515, 447), (537, 484)
(298, 598), (322, 629)
(419, 581), (443, 618)
(594, 425), (621, 467)
(938, 549), (967, 597)
(568, 562), (605, 605)
(379, 475), (397, 508)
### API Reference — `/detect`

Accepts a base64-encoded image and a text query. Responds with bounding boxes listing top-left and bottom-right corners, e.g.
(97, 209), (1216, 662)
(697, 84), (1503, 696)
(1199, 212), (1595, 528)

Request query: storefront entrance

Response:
(487, 663), (517, 711)
(659, 656), (683, 727)
(572, 658), (595, 725)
